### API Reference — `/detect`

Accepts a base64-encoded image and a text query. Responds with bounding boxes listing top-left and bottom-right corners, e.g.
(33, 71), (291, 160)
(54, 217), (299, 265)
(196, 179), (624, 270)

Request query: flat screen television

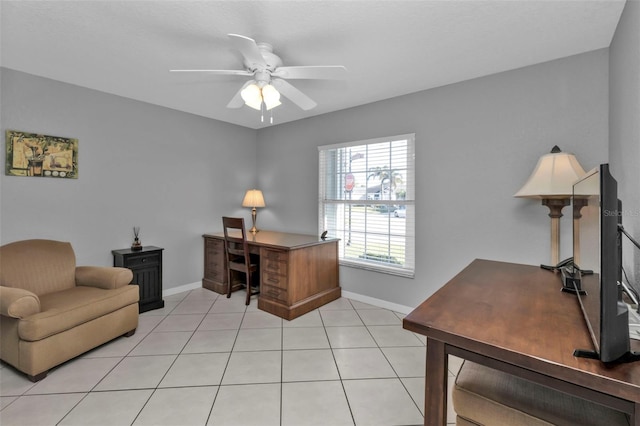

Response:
(572, 164), (633, 363)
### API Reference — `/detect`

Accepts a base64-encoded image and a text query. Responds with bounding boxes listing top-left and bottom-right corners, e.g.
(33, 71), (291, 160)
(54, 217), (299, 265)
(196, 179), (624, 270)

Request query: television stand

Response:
(560, 267), (587, 295)
(574, 349), (640, 364)
(572, 349), (599, 359)
(615, 351), (640, 364)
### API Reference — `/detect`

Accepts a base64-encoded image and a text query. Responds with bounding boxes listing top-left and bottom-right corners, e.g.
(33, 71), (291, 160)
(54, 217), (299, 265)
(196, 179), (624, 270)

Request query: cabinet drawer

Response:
(126, 254), (160, 268)
(262, 284), (287, 302)
(262, 272), (288, 289)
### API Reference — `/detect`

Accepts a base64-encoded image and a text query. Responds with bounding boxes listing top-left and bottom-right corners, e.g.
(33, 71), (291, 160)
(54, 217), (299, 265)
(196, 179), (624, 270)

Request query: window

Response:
(318, 134), (415, 277)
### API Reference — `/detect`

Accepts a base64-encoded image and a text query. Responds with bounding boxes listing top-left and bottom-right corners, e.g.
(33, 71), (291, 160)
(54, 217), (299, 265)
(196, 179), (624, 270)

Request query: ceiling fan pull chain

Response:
(261, 101), (264, 123)
(270, 110), (274, 124)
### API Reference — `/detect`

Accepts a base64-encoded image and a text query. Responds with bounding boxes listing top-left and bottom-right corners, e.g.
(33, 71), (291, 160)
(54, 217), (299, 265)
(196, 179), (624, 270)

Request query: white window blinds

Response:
(318, 134), (415, 277)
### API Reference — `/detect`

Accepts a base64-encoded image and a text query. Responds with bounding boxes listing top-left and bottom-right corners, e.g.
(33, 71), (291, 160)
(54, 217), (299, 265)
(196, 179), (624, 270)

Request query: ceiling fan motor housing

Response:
(247, 42), (282, 72)
(254, 71), (271, 87)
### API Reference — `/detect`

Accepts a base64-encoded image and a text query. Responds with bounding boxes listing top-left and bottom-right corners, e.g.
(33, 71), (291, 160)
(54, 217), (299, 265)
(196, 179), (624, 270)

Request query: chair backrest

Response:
(0, 239), (77, 295)
(222, 217), (251, 267)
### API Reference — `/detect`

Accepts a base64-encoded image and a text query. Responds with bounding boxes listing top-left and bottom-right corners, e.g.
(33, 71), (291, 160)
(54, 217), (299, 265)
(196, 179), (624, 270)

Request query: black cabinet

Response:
(112, 246), (164, 313)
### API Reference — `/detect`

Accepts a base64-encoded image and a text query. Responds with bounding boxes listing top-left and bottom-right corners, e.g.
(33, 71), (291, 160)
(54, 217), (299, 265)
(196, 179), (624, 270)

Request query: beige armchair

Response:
(0, 239), (139, 381)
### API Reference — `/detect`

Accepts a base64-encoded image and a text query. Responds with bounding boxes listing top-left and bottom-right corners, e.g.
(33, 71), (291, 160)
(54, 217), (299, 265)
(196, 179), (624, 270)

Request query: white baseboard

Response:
(163, 281), (201, 297)
(162, 283), (414, 315)
(341, 290), (414, 315)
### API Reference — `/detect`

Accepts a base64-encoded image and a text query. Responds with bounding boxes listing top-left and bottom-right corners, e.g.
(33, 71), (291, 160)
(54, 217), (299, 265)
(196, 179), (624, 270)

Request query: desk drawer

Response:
(205, 268), (225, 281)
(264, 259), (287, 275)
(206, 238), (224, 252)
(206, 252), (225, 269)
(262, 284), (287, 302)
(206, 257), (224, 272)
(263, 249), (288, 262)
(263, 272), (288, 289)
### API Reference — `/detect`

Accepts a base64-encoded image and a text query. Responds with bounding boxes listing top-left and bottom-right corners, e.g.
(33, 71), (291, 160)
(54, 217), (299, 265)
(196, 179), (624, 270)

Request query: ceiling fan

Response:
(170, 34), (347, 112)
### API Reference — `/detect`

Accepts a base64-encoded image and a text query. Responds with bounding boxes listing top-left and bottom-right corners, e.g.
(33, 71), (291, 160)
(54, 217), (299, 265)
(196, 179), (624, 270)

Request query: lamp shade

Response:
(241, 83), (263, 110)
(261, 84), (281, 110)
(514, 146), (586, 199)
(242, 189), (266, 208)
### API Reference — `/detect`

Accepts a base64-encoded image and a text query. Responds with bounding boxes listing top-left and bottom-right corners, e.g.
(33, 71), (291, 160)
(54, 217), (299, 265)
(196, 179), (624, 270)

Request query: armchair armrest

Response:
(0, 286), (41, 318)
(76, 266), (133, 290)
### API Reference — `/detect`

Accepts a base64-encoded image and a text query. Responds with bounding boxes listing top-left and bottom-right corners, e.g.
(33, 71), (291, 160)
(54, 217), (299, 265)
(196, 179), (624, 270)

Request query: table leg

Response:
(425, 337), (448, 426)
(634, 402), (640, 426)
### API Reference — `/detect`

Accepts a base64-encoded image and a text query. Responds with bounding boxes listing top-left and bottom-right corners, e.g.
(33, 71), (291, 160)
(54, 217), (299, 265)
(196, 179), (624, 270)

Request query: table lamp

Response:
(514, 146), (585, 267)
(242, 189), (266, 233)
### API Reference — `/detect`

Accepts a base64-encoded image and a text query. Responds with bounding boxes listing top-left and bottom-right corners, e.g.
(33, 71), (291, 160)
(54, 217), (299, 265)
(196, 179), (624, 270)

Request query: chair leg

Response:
(227, 270), (232, 299)
(245, 271), (251, 305)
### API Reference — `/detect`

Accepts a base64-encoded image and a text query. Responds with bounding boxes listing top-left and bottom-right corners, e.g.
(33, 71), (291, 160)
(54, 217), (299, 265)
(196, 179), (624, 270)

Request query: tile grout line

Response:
(127, 291), (216, 425)
(321, 301), (358, 426)
(204, 292), (250, 425)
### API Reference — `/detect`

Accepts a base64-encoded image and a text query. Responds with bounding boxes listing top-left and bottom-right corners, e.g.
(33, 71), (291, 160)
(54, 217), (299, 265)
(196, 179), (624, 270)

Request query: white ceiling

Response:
(0, 1), (626, 130)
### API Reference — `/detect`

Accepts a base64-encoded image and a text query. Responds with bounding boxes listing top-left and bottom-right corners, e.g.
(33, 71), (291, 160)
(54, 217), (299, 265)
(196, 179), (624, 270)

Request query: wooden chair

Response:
(222, 217), (259, 305)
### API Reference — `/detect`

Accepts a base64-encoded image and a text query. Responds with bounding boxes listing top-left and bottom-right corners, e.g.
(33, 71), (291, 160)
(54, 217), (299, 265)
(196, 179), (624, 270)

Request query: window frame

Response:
(318, 134), (415, 277)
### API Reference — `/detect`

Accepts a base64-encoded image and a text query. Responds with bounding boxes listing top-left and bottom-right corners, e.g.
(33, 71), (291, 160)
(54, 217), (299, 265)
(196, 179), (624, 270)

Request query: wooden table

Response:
(402, 259), (640, 426)
(203, 231), (340, 320)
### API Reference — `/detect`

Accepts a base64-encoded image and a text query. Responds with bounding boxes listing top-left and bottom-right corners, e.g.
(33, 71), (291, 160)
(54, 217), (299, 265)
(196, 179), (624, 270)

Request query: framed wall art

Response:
(5, 130), (78, 179)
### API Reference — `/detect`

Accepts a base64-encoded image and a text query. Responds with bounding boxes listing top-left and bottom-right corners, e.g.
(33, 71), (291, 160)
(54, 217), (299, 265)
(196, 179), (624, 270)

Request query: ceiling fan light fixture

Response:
(262, 84), (281, 110)
(241, 83), (262, 110)
(171, 34), (347, 114)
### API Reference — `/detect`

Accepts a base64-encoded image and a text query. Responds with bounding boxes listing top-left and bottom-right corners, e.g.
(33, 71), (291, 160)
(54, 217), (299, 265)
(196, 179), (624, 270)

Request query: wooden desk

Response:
(203, 231), (340, 320)
(402, 259), (640, 426)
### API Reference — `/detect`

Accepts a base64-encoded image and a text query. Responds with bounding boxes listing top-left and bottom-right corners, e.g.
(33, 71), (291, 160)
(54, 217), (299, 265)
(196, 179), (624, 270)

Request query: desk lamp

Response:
(242, 189), (266, 233)
(514, 146), (585, 267)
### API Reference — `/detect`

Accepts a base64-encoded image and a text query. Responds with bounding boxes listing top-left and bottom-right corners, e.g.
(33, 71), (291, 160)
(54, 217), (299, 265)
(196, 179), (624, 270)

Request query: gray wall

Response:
(1, 49), (611, 306)
(0, 68), (258, 290)
(257, 50), (609, 307)
(610, 0), (640, 290)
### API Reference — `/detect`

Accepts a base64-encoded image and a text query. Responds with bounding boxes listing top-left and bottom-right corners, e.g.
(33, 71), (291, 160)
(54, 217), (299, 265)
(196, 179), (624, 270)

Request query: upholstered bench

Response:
(452, 361), (630, 426)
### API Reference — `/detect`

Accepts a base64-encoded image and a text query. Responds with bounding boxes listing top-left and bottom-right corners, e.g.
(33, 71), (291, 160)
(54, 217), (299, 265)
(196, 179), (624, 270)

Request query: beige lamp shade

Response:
(515, 146), (586, 267)
(242, 189), (265, 234)
(514, 146), (586, 199)
(572, 167), (600, 197)
(242, 189), (266, 208)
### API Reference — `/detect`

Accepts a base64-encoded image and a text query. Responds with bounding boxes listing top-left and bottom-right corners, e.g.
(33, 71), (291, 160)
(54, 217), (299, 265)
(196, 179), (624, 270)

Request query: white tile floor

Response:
(0, 288), (461, 425)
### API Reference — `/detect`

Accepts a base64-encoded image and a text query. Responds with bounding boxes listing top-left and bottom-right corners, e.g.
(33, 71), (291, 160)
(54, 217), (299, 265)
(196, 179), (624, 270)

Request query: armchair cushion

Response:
(0, 286), (40, 318)
(18, 285), (139, 342)
(76, 266), (133, 290)
(0, 239), (76, 295)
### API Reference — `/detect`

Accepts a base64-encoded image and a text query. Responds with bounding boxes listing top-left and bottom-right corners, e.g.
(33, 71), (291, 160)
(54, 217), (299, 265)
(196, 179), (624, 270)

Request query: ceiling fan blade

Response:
(227, 34), (266, 70)
(272, 78), (317, 111)
(169, 69), (254, 76)
(272, 65), (347, 80)
(227, 80), (254, 109)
